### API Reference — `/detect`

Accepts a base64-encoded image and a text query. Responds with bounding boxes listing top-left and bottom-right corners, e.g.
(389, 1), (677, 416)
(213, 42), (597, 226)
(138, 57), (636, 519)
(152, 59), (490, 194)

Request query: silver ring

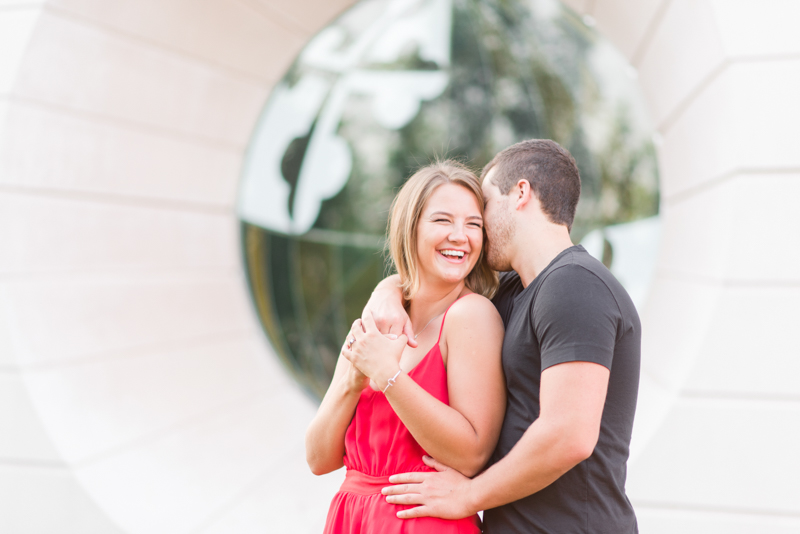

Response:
(347, 337), (355, 348)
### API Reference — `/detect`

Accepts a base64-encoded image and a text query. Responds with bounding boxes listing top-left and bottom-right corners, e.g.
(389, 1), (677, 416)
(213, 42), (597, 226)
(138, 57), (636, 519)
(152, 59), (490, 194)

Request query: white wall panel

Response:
(3, 274), (255, 366)
(199, 449), (345, 534)
(592, 0), (664, 60)
(0, 192), (239, 275)
(0, 464), (124, 534)
(659, 61), (800, 198)
(636, 0), (726, 127)
(22, 336), (279, 464)
(639, 276), (721, 391)
(13, 10), (268, 146)
(720, 173), (800, 281)
(657, 173), (800, 283)
(47, 0), (306, 83)
(628, 398), (800, 514)
(684, 285), (800, 398)
(0, 102), (241, 206)
(711, 0), (800, 58)
(0, 373), (61, 461)
(245, 0), (355, 34)
(75, 387), (317, 534)
(0, 285), (16, 366)
(656, 186), (736, 280)
(637, 508), (800, 534)
(0, 6), (42, 94)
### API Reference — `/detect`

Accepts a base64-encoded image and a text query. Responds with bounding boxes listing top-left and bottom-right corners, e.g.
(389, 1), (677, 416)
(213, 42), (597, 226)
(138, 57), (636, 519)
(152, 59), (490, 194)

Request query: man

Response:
(362, 139), (640, 533)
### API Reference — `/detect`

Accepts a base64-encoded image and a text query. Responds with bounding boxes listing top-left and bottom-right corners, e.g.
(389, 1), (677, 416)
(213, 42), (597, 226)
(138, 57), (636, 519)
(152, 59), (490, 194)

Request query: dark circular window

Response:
(238, 0), (659, 399)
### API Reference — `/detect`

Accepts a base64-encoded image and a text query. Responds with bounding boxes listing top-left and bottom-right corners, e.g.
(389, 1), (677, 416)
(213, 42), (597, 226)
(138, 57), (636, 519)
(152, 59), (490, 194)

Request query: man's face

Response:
(482, 168), (515, 272)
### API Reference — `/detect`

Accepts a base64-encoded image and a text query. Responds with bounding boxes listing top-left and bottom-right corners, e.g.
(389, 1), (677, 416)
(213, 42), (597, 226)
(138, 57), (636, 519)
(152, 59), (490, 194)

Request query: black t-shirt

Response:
(484, 245), (640, 534)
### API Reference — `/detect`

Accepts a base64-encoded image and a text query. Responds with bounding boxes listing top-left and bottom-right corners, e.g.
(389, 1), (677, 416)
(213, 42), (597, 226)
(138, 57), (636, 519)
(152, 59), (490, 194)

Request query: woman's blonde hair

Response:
(387, 161), (498, 300)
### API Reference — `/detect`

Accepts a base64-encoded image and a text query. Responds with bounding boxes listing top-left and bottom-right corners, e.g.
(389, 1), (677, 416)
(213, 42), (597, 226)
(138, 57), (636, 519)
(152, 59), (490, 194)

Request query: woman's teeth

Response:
(440, 250), (464, 258)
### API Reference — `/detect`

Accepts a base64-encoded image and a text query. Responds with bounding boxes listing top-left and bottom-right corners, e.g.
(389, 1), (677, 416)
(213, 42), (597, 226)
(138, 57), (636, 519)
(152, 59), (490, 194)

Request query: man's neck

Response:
(512, 225), (575, 287)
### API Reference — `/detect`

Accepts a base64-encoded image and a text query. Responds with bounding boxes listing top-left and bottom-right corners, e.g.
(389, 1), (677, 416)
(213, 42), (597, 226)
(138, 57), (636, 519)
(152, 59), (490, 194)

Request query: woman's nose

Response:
(449, 225), (467, 243)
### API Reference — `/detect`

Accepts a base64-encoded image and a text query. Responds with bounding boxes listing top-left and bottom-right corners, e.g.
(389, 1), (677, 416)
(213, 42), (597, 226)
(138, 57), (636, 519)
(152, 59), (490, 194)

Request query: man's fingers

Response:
(422, 455), (448, 472)
(388, 473), (425, 484)
(362, 311), (379, 333)
(381, 483), (419, 496)
(402, 319), (418, 348)
(385, 493), (424, 505)
(397, 506), (432, 519)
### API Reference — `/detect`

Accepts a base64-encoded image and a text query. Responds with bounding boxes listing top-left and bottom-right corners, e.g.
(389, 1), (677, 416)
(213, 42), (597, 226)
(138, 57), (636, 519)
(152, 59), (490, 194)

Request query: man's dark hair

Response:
(481, 139), (581, 232)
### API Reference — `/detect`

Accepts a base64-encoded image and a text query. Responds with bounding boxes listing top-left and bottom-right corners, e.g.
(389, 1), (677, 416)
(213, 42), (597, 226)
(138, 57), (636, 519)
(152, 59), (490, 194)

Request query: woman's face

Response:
(415, 183), (484, 287)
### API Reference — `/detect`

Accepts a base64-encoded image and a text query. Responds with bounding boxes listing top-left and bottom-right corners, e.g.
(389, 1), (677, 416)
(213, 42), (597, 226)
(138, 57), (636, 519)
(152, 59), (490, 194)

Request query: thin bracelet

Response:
(383, 369), (403, 393)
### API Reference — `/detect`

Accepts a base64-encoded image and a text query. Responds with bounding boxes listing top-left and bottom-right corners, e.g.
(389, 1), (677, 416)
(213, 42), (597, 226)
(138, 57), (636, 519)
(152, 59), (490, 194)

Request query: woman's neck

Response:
(407, 279), (465, 328)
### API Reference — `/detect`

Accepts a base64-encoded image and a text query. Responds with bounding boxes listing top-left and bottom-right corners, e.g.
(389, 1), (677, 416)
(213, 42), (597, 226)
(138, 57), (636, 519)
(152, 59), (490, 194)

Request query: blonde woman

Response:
(305, 162), (506, 534)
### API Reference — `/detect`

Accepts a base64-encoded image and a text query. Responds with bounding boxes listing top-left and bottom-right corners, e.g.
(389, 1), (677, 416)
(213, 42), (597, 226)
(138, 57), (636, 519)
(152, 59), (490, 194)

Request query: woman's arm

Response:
(304, 344), (369, 476)
(344, 296), (506, 477)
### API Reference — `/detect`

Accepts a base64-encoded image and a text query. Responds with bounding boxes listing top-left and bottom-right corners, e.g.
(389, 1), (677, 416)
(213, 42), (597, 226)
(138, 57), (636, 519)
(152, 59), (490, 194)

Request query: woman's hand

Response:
(341, 338), (370, 393)
(343, 313), (408, 389)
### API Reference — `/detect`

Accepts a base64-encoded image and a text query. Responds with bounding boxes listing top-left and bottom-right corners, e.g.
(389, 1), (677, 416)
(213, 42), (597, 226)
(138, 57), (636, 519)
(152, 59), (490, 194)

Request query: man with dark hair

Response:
(362, 139), (640, 533)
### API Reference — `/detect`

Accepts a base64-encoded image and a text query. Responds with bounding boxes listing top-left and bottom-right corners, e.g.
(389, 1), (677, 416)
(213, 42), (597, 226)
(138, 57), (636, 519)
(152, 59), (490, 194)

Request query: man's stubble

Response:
(485, 196), (515, 272)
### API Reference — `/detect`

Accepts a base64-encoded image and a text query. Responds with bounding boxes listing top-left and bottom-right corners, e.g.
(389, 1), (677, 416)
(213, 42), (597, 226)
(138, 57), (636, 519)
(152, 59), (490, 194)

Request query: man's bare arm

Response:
(383, 361), (610, 518)
(362, 274), (417, 347)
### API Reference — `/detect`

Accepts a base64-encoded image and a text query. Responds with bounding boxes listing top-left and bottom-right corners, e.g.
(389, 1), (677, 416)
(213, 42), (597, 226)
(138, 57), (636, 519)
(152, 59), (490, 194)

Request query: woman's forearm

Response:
(384, 374), (490, 477)
(305, 370), (363, 475)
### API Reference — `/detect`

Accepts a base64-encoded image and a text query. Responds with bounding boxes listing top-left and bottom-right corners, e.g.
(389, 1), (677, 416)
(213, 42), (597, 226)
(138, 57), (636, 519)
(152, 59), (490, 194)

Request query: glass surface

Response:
(238, 0), (659, 399)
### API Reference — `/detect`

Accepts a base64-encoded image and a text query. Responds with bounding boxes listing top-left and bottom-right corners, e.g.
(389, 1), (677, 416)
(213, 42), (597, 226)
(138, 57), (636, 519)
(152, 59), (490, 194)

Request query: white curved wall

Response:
(0, 1), (798, 533)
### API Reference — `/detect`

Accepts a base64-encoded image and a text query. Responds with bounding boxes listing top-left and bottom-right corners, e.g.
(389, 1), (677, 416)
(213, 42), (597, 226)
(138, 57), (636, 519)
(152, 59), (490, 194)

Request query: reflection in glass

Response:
(239, 0), (659, 399)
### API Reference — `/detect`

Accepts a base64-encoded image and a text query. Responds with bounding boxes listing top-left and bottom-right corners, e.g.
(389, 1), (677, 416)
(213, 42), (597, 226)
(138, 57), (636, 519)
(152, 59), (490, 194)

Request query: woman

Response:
(305, 161), (506, 533)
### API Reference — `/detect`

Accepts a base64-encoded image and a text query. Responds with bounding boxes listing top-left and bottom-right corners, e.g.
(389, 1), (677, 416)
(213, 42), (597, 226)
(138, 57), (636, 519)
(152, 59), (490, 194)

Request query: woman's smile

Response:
(417, 183), (484, 283)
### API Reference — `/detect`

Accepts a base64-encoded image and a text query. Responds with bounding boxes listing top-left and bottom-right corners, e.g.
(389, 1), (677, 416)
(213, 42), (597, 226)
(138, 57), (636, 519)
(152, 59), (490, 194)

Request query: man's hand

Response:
(362, 276), (417, 348)
(382, 456), (476, 520)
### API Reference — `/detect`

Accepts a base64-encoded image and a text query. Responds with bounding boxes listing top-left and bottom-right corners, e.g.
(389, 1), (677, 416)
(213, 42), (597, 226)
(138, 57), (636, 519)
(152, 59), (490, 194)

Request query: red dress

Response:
(323, 301), (482, 534)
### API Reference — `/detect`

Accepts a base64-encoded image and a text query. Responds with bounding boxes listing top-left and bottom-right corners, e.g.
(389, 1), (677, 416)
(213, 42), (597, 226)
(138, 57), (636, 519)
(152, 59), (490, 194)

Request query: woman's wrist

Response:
(377, 366), (403, 393)
(340, 372), (367, 395)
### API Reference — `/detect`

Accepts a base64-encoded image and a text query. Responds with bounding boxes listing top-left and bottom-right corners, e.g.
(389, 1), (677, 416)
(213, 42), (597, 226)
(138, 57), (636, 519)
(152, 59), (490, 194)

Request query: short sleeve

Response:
(533, 264), (621, 370)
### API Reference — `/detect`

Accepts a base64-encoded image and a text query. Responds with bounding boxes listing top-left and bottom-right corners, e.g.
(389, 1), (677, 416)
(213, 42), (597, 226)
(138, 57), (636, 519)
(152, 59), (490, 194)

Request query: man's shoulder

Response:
(537, 247), (639, 328)
(539, 248), (624, 299)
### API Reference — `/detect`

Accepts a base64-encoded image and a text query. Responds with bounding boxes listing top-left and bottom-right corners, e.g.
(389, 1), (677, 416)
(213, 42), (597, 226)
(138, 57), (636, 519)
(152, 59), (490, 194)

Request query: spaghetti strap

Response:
(436, 293), (476, 344)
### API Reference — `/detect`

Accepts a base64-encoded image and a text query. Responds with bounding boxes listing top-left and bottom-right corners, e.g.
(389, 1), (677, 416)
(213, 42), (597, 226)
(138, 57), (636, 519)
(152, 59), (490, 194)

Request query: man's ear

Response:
(515, 179), (533, 210)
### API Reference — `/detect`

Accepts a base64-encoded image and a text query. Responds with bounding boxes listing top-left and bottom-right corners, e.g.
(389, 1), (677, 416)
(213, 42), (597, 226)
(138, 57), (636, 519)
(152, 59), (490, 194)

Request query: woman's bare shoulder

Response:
(446, 293), (503, 330)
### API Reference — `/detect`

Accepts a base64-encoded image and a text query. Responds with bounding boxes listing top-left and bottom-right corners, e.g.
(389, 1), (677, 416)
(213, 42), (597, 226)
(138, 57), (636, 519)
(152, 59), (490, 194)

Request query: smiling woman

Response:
(387, 161), (496, 301)
(304, 160), (505, 533)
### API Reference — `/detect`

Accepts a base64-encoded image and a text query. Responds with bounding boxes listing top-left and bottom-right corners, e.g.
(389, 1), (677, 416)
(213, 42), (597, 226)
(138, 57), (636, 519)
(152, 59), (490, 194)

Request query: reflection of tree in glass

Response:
(243, 0), (660, 399)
